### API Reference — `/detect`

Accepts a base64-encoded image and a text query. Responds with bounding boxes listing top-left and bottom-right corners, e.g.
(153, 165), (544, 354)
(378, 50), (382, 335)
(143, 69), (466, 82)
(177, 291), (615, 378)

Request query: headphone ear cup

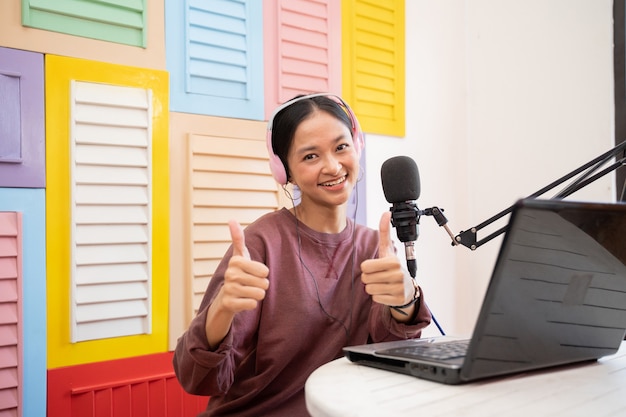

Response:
(267, 129), (288, 184)
(353, 128), (364, 157)
(349, 113), (364, 157)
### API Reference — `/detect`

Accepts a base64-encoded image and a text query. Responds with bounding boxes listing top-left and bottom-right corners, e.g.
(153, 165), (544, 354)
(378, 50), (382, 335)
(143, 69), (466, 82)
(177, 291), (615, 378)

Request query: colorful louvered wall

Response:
(0, 0), (405, 415)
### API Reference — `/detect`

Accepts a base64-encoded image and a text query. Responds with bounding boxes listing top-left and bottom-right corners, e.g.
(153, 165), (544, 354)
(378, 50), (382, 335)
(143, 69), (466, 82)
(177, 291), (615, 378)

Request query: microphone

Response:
(380, 156), (421, 278)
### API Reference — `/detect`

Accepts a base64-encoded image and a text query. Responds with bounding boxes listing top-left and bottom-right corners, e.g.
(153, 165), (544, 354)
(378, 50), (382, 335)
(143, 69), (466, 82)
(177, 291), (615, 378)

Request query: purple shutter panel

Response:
(0, 74), (21, 162)
(0, 48), (45, 188)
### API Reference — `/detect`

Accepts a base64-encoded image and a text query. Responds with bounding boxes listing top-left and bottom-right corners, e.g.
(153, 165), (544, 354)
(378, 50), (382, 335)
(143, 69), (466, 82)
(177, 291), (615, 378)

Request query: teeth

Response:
(321, 176), (346, 186)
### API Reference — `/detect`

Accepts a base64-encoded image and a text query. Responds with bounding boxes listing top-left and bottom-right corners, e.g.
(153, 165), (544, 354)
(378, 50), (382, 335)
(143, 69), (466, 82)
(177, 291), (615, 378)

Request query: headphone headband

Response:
(266, 93), (364, 184)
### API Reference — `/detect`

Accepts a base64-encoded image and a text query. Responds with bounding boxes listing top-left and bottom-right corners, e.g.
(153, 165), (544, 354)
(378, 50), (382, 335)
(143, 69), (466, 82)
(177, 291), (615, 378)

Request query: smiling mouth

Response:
(320, 175), (347, 187)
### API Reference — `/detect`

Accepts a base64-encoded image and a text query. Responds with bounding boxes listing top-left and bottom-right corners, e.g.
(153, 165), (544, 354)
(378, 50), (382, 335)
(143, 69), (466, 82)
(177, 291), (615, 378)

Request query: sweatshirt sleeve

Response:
(172, 304), (237, 396)
(368, 286), (432, 342)
(172, 235), (264, 397)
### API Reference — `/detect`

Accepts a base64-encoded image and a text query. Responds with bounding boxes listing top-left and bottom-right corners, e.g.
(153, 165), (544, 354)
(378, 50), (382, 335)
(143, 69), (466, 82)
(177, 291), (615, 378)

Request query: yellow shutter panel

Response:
(342, 0), (405, 137)
(46, 55), (169, 367)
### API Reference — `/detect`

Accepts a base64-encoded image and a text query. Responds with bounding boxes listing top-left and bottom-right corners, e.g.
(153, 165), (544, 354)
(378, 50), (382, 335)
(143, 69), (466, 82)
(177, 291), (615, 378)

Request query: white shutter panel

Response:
(70, 81), (152, 342)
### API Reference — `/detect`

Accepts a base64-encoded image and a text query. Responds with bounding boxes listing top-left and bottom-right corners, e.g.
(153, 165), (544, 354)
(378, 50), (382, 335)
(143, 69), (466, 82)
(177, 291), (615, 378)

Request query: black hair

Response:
(271, 95), (353, 181)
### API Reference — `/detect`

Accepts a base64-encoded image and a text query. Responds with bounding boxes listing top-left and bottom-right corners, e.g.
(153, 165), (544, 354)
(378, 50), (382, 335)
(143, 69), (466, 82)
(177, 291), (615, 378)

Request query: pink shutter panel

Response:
(0, 211), (22, 417)
(263, 0), (342, 118)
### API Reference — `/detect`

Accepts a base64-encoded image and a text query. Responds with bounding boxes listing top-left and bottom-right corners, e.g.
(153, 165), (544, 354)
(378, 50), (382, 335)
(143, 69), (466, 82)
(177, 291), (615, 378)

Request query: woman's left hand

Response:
(361, 212), (417, 319)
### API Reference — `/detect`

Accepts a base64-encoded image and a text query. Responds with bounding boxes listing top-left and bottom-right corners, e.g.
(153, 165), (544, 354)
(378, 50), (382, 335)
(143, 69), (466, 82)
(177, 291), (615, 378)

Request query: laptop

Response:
(344, 198), (626, 384)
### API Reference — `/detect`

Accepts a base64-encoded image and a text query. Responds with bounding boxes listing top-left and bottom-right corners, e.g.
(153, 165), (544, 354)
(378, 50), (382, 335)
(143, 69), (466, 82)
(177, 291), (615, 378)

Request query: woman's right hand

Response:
(218, 220), (270, 314)
(205, 220), (269, 349)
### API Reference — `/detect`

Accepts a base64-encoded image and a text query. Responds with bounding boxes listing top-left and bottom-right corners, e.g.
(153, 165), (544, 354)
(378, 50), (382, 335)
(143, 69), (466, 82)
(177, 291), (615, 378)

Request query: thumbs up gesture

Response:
(361, 212), (417, 318)
(218, 220), (270, 314)
(204, 220), (270, 349)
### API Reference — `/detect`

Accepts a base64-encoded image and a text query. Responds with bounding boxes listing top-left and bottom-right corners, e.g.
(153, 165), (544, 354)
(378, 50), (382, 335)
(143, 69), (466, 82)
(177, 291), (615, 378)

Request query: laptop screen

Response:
(462, 198), (626, 380)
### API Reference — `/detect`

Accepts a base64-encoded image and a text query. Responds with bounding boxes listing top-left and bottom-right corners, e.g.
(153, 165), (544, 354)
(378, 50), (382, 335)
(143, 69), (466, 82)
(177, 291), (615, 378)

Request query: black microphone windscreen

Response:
(381, 156), (421, 203)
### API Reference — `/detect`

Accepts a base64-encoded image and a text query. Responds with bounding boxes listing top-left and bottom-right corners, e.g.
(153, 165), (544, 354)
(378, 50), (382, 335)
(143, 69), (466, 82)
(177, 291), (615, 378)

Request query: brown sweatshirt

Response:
(173, 208), (432, 416)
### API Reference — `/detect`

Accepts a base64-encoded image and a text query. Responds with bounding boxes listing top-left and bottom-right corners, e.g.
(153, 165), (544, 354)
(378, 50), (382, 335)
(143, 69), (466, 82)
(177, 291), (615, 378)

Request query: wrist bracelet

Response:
(390, 279), (420, 316)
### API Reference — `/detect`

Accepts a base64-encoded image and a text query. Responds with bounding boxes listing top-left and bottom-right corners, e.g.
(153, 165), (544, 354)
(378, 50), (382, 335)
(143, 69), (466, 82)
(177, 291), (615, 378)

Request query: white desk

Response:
(305, 342), (626, 417)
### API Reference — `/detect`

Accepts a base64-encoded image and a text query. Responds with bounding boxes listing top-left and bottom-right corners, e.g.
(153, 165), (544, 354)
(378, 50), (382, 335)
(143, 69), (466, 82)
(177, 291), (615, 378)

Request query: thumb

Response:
(378, 211), (393, 258)
(228, 219), (250, 259)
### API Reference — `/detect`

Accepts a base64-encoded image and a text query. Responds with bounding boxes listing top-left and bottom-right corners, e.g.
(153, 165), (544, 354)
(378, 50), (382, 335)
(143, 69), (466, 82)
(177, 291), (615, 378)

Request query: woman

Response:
(173, 93), (432, 416)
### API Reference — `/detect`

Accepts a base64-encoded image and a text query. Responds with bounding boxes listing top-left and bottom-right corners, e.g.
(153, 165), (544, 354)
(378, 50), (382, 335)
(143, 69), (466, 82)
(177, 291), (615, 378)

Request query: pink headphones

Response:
(266, 93), (364, 185)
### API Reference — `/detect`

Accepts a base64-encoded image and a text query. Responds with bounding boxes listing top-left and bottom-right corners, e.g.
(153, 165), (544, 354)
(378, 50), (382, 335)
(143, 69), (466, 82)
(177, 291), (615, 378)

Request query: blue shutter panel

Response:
(187, 1), (249, 98)
(167, 0), (264, 119)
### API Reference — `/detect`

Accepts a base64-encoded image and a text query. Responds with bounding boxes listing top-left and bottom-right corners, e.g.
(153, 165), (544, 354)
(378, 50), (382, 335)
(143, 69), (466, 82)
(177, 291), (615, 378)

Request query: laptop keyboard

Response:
(378, 340), (469, 361)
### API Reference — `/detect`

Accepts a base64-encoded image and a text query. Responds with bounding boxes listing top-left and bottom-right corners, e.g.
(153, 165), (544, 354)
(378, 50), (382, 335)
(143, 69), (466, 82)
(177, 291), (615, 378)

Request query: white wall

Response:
(364, 0), (616, 336)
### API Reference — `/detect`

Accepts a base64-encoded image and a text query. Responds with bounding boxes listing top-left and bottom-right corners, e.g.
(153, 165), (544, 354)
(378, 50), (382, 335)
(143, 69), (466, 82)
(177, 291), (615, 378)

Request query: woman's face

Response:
(286, 110), (359, 209)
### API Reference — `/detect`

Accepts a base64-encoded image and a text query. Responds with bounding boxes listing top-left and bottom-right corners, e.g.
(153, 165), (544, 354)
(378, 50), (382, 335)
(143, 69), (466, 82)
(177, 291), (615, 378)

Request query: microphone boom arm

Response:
(453, 141), (626, 250)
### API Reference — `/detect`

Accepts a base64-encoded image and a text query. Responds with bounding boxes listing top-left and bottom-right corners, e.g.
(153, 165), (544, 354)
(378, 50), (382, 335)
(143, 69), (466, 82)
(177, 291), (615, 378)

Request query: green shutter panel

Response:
(22, 0), (147, 47)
